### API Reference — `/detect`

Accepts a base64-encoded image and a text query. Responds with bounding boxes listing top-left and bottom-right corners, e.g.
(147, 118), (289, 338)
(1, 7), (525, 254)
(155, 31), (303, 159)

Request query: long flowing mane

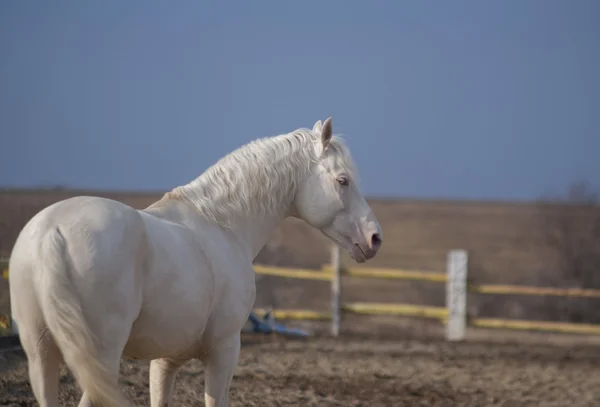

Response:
(160, 127), (355, 228)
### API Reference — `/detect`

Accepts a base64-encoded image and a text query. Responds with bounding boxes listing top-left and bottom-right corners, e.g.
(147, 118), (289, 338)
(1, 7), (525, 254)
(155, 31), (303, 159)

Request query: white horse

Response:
(8, 117), (382, 407)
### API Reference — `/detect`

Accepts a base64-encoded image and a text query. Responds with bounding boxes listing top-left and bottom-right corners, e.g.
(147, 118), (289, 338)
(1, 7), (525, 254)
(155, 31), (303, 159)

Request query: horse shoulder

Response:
(198, 233), (256, 342)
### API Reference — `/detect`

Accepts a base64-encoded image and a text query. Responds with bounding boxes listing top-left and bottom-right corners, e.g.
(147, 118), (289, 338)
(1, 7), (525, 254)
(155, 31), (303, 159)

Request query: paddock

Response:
(2, 316), (600, 407)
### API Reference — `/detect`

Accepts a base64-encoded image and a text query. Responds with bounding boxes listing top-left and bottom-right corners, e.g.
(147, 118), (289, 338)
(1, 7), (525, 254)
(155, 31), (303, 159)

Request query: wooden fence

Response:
(4, 248), (600, 341)
(253, 247), (600, 340)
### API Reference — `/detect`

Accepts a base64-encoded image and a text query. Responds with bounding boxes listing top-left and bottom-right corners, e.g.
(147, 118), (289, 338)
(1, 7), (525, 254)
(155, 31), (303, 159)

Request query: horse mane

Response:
(159, 126), (355, 228)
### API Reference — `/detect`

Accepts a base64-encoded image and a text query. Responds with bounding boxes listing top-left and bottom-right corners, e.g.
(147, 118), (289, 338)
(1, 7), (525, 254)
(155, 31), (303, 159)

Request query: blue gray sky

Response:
(1, 1), (598, 201)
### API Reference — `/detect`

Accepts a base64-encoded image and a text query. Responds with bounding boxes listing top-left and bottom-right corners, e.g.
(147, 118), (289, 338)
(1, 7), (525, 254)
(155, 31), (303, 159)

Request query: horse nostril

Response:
(371, 233), (382, 250)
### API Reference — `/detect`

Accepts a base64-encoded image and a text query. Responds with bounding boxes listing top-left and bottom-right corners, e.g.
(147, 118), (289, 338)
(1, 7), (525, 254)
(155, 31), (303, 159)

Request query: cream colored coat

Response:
(9, 118), (382, 407)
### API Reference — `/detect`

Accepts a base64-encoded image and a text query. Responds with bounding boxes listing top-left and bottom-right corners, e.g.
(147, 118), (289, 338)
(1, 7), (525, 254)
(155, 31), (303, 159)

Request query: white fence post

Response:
(330, 245), (342, 337)
(446, 249), (468, 341)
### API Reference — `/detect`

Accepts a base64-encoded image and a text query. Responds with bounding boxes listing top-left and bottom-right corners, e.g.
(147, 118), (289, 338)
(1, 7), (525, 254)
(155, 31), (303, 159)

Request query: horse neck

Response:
(226, 209), (290, 260)
(186, 177), (298, 259)
(152, 144), (314, 259)
(147, 197), (289, 261)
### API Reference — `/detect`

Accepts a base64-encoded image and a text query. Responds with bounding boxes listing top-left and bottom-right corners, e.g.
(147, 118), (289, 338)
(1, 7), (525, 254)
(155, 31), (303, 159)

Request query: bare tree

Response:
(536, 180), (600, 322)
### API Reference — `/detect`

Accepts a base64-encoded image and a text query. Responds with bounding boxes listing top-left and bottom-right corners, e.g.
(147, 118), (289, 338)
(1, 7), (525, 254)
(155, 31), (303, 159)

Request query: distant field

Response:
(0, 188), (577, 323)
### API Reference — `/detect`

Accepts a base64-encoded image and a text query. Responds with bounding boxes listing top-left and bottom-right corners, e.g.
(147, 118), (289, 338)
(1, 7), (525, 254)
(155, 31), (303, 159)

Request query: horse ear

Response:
(321, 117), (333, 148)
(312, 120), (323, 133)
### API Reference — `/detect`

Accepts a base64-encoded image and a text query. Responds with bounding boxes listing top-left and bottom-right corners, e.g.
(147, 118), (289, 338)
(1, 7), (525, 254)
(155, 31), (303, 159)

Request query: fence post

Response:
(330, 245), (342, 337)
(446, 249), (468, 341)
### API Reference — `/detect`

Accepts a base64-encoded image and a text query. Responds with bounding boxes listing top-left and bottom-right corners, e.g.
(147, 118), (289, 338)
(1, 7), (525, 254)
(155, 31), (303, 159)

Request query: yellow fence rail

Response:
(343, 302), (447, 320)
(469, 284), (600, 298)
(469, 318), (600, 336)
(4, 248), (600, 341)
(254, 265), (332, 281)
(342, 267), (447, 282)
(252, 308), (331, 321)
(252, 247), (600, 340)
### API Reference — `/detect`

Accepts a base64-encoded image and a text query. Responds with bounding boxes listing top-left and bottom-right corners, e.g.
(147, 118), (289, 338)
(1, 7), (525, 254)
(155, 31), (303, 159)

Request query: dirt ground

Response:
(2, 318), (600, 407)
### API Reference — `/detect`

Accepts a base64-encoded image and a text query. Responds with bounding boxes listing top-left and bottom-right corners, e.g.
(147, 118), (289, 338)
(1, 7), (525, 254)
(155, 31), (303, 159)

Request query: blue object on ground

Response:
(247, 310), (310, 337)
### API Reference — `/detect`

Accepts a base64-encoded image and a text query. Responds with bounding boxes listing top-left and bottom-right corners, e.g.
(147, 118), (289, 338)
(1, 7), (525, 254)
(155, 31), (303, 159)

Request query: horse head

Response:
(293, 117), (382, 263)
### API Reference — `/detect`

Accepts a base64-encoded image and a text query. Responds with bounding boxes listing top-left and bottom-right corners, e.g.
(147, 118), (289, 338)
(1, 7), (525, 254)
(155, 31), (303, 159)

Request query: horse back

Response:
(11, 195), (149, 296)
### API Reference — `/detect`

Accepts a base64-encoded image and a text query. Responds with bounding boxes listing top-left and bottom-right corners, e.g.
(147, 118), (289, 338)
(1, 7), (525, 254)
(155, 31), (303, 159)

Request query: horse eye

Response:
(337, 177), (348, 186)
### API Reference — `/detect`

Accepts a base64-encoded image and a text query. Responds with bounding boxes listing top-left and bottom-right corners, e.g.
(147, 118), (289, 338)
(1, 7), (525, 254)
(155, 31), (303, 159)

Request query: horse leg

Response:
(73, 341), (128, 407)
(149, 358), (185, 407)
(12, 276), (62, 407)
(45, 302), (132, 407)
(21, 327), (62, 407)
(202, 335), (241, 407)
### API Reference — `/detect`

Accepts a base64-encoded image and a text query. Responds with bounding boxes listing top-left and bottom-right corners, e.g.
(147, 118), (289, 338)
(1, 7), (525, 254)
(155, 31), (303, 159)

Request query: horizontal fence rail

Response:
(254, 265), (333, 281)
(469, 318), (600, 336)
(469, 284), (600, 298)
(335, 266), (447, 282)
(4, 248), (600, 341)
(252, 308), (332, 321)
(343, 302), (447, 320)
(251, 246), (600, 340)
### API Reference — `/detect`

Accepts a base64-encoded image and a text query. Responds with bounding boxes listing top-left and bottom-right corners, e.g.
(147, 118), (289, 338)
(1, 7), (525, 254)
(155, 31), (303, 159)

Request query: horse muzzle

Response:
(351, 229), (382, 262)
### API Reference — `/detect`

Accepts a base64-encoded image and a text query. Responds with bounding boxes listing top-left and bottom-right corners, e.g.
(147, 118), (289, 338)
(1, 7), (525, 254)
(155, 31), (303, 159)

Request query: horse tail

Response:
(37, 226), (129, 407)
